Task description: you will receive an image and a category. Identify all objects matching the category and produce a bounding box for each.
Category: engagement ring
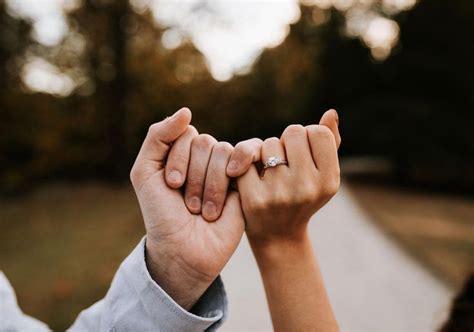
[263,156,288,169]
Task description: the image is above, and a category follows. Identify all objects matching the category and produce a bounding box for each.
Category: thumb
[319,109,341,149]
[135,107,192,167]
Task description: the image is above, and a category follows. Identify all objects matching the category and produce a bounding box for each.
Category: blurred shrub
[1,0,473,193]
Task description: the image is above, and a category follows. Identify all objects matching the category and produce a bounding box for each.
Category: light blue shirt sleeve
[0,237,228,332]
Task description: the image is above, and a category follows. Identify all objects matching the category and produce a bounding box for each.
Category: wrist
[248,230,312,264]
[145,240,213,310]
[247,227,309,251]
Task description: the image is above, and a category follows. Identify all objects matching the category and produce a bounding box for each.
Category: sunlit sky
[7,0,301,82]
[5,0,416,95]
[150,1,300,80]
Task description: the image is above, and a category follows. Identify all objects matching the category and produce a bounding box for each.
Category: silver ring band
[263,156,288,169]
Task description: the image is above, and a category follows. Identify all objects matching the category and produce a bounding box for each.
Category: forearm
[250,232,339,332]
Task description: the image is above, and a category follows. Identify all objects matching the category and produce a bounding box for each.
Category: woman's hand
[234,109,341,332]
[237,109,341,246]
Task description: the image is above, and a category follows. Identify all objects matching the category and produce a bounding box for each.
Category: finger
[130,107,191,187]
[280,124,314,170]
[202,142,233,222]
[165,125,198,189]
[184,134,217,214]
[319,109,341,149]
[135,108,192,166]
[211,191,245,246]
[236,163,261,200]
[226,138,263,177]
[306,125,339,174]
[261,137,288,177]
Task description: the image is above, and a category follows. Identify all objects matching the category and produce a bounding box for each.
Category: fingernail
[203,201,217,219]
[227,160,239,173]
[333,109,339,126]
[167,170,182,184]
[187,196,201,211]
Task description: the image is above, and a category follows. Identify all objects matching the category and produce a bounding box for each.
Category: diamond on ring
[267,157,278,167]
[263,156,288,169]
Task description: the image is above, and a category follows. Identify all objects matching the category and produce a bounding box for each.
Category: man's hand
[130,108,245,310]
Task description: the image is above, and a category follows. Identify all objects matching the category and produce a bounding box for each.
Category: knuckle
[214,141,234,154]
[249,137,264,146]
[305,124,316,135]
[264,137,280,145]
[266,188,290,208]
[234,141,245,150]
[129,165,140,185]
[193,134,216,150]
[278,191,294,208]
[283,124,305,138]
[148,123,161,136]
[186,125,199,136]
[244,192,270,212]
[322,176,340,198]
[298,182,318,203]
[235,141,252,156]
[129,164,152,189]
[248,194,269,212]
[310,125,333,140]
[200,133,216,143]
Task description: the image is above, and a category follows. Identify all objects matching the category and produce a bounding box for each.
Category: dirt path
[221,184,454,332]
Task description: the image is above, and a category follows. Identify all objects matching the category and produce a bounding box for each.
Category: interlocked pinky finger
[226,138,263,177]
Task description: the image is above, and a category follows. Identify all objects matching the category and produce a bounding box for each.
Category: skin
[130,108,248,310]
[131,106,342,331]
[236,109,342,331]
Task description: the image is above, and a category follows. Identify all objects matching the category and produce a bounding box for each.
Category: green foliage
[1,0,473,193]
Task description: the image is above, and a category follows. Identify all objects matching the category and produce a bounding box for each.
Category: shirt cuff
[120,237,228,331]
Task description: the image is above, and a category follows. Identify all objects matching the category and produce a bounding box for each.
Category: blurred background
[0,0,473,330]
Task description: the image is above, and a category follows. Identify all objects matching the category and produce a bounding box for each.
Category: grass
[0,183,144,331]
[1,181,472,329]
[345,179,474,289]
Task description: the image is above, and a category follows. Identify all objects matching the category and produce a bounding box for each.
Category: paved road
[221,185,454,332]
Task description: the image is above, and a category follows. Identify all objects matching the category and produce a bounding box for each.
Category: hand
[165,127,262,222]
[236,109,341,246]
[130,108,245,310]
[235,109,341,332]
